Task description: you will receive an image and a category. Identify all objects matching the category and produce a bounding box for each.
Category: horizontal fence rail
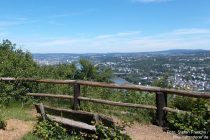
[27,93,192,114]
[1,77,210,98]
[1,77,210,127]
[27,93,157,110]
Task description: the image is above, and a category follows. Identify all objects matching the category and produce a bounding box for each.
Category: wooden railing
[1,77,210,127]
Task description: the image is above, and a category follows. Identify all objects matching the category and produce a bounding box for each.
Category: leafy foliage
[80,88,155,123]
[0,39,38,78]
[74,59,112,82]
[168,98,210,137]
[152,73,172,88]
[21,132,40,140]
[0,40,112,106]
[33,119,82,140]
[153,75,210,138]
[95,122,131,140]
[33,119,131,140]
[0,40,38,105]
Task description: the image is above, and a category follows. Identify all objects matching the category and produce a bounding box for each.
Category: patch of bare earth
[0,119,34,140]
[125,123,190,140]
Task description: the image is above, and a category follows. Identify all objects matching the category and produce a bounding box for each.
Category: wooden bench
[35,103,114,133]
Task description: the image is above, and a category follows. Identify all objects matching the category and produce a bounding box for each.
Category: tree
[74,59,112,82]
[0,40,38,105]
[0,40,113,105]
[0,39,38,78]
[74,59,97,80]
[152,73,171,88]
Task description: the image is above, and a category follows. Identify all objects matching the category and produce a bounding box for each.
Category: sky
[0,0,210,53]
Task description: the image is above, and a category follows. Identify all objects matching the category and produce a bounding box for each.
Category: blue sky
[0,0,210,53]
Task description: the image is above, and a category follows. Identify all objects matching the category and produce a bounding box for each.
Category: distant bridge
[113,72,127,76]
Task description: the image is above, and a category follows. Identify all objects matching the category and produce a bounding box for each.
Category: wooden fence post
[39,103,46,120]
[156,92,167,127]
[73,83,81,110]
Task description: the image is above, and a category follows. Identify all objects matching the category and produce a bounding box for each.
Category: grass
[29,86,156,124]
[0,102,39,140]
[78,87,156,124]
[80,102,155,124]
[21,132,39,140]
[1,102,36,121]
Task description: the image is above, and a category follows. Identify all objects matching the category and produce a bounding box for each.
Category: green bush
[0,40,113,107]
[0,40,38,106]
[33,120,80,140]
[171,96,195,111]
[168,98,210,138]
[95,122,131,140]
[33,118,131,140]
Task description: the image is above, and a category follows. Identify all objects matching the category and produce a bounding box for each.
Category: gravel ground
[125,123,191,140]
[0,119,34,140]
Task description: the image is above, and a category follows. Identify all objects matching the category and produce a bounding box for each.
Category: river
[111,76,130,84]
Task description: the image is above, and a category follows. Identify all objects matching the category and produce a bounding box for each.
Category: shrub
[168,98,210,138]
[95,122,131,140]
[33,120,77,140]
[33,118,131,140]
[171,96,195,111]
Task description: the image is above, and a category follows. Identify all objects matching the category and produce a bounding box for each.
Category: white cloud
[128,28,210,51]
[4,28,210,53]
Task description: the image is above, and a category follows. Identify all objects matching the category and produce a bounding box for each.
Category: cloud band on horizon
[3,28,210,53]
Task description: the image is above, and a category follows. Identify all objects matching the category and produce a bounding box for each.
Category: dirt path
[125,123,189,140]
[0,119,34,140]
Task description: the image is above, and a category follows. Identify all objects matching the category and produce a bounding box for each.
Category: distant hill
[33,49,210,59]
[147,49,209,56]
